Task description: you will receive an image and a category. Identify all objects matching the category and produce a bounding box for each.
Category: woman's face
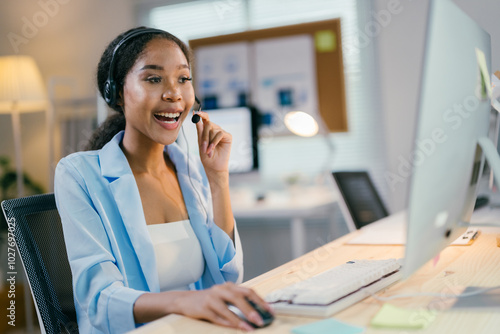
[121,38,194,146]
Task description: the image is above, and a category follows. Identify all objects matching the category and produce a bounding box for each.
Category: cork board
[189,19,347,132]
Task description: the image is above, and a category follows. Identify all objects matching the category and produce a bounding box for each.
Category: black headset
[103,28,209,232]
[103,27,202,123]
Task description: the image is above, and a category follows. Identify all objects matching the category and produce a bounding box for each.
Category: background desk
[130,225,500,334]
[231,186,339,259]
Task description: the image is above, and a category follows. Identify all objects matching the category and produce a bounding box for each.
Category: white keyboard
[265,258,402,317]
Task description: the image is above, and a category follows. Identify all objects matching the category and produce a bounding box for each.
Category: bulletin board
[189,19,348,132]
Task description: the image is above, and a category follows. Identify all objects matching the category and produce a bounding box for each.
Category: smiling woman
[53,27,273,333]
[86,28,193,150]
[121,38,194,145]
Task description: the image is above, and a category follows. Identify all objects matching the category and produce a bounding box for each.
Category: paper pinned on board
[254,35,319,135]
[194,42,250,108]
[315,30,336,52]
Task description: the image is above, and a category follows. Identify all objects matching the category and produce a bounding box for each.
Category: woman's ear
[116,91,124,107]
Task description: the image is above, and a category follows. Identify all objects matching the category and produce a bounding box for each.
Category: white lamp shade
[284,111,319,137]
[0,55,47,113]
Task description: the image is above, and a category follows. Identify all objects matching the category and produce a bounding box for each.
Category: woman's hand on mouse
[195,111,232,175]
[175,282,273,331]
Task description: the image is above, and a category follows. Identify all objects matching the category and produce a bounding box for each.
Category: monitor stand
[487,96,500,188]
[461,136,500,228]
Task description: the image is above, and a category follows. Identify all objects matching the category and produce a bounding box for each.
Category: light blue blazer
[54,131,243,334]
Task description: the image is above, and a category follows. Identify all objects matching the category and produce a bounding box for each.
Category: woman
[54,27,271,333]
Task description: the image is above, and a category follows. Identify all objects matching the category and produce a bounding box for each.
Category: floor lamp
[0,55,48,334]
[0,56,47,197]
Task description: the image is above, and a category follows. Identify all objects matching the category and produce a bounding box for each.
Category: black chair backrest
[1,193,78,334]
[332,171,389,229]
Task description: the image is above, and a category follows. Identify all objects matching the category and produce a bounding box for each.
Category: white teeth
[154,112,181,118]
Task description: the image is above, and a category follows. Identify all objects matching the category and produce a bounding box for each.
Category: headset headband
[103,28,166,106]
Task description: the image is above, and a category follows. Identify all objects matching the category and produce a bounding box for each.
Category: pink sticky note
[433,254,440,267]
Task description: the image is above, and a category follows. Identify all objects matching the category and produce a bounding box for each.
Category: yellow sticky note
[370,303,437,330]
[315,30,336,52]
[475,47,492,98]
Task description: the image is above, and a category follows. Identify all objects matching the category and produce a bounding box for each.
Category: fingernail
[249,311,263,326]
[208,143,215,154]
[239,321,254,331]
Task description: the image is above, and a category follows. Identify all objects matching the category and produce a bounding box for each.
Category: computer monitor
[177,107,258,173]
[403,0,497,278]
[332,171,389,230]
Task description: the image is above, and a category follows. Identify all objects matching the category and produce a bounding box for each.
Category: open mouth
[153,112,181,124]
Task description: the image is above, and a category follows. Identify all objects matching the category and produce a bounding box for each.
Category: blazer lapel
[99,132,159,292]
[167,143,226,285]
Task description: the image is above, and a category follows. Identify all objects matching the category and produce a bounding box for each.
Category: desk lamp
[284,110,336,174]
[284,111,319,137]
[0,56,47,198]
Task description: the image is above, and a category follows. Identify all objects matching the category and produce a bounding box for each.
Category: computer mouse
[227,299,274,328]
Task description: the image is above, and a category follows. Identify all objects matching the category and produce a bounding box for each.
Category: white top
[147,220,204,291]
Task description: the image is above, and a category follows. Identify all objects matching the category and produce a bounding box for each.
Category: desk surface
[130,227,500,334]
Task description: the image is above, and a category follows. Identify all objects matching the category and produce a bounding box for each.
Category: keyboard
[265,258,402,317]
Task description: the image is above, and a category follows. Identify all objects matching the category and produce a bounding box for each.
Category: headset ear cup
[104,80,116,105]
[104,29,166,109]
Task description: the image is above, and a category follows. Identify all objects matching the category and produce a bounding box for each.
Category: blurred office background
[1,1,500,331]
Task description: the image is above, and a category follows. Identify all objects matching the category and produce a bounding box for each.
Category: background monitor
[332,171,389,231]
[178,107,258,174]
[403,0,492,278]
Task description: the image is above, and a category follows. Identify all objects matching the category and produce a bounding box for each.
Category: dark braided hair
[86,27,192,150]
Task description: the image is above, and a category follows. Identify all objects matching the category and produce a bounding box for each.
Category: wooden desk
[129,228,500,334]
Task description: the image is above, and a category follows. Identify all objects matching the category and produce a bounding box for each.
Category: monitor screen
[403,0,492,278]
[177,107,258,173]
[332,171,389,230]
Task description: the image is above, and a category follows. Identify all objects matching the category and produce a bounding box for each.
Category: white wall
[0,0,135,192]
[374,0,500,211]
[2,0,498,205]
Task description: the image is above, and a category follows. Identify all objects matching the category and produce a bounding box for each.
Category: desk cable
[369,284,500,302]
[180,125,209,220]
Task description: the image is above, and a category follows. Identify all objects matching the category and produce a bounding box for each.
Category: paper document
[346,211,406,245]
[346,211,479,246]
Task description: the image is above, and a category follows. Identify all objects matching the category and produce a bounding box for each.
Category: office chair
[1,193,79,334]
[332,171,389,231]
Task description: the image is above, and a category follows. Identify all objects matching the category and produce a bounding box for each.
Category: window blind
[149,0,248,43]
